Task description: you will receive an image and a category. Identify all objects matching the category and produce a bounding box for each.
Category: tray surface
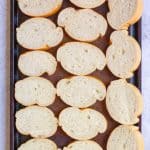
[10,0,142,149]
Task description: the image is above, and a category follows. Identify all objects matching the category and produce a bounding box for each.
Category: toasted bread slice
[15,106,58,138]
[57,76,106,108]
[59,107,107,140]
[106,79,143,125]
[69,0,105,8]
[107,125,144,150]
[18,51,57,76]
[64,140,103,150]
[106,30,141,78]
[15,77,56,106]
[58,8,107,42]
[107,0,143,30]
[17,18,63,50]
[57,42,106,75]
[18,139,57,150]
[18,0,63,17]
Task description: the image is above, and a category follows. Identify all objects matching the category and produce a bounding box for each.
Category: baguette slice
[15,77,56,106]
[18,0,63,17]
[59,107,107,140]
[64,140,103,150]
[18,51,57,76]
[17,18,63,50]
[18,139,57,150]
[106,79,143,125]
[15,106,58,138]
[57,76,106,108]
[57,42,106,75]
[107,0,143,30]
[107,125,144,150]
[69,0,105,8]
[57,8,107,42]
[106,30,141,78]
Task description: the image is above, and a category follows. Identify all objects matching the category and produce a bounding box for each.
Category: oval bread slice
[15,77,56,106]
[17,18,63,50]
[18,51,57,76]
[106,30,141,78]
[57,42,106,75]
[18,139,57,150]
[107,125,144,150]
[57,8,107,42]
[69,0,105,8]
[18,0,63,17]
[57,76,106,108]
[106,79,143,125]
[15,106,58,138]
[64,140,103,150]
[59,107,107,140]
[107,0,143,30]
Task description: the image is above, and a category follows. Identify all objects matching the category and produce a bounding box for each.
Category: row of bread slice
[17,125,144,150]
[15,76,143,125]
[17,0,143,30]
[17,29,142,79]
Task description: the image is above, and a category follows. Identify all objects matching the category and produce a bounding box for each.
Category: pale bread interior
[17,18,63,50]
[106,30,141,78]
[64,140,103,150]
[106,79,143,125]
[15,106,58,138]
[57,42,106,75]
[69,0,105,8]
[18,51,57,76]
[57,76,106,108]
[57,8,107,42]
[18,0,63,17]
[59,107,107,140]
[15,77,56,106]
[18,139,57,150]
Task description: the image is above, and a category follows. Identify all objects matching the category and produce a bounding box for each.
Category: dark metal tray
[10,0,142,149]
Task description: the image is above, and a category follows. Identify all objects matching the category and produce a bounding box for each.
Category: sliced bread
[57,76,106,108]
[57,42,106,75]
[106,79,143,125]
[15,77,56,106]
[18,0,63,17]
[18,139,57,150]
[17,18,63,50]
[106,30,141,78]
[15,106,58,138]
[69,0,105,8]
[18,51,57,76]
[107,125,144,150]
[59,107,107,140]
[57,8,107,42]
[64,140,103,150]
[107,0,143,30]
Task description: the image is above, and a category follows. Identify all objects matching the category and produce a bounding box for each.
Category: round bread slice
[18,139,57,150]
[69,0,105,8]
[107,125,144,150]
[57,76,106,108]
[64,140,103,150]
[18,51,57,76]
[57,7,107,42]
[59,107,107,140]
[18,0,63,17]
[57,42,106,75]
[107,0,143,30]
[17,18,63,50]
[106,79,143,125]
[15,106,58,138]
[15,77,56,106]
[106,30,141,78]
